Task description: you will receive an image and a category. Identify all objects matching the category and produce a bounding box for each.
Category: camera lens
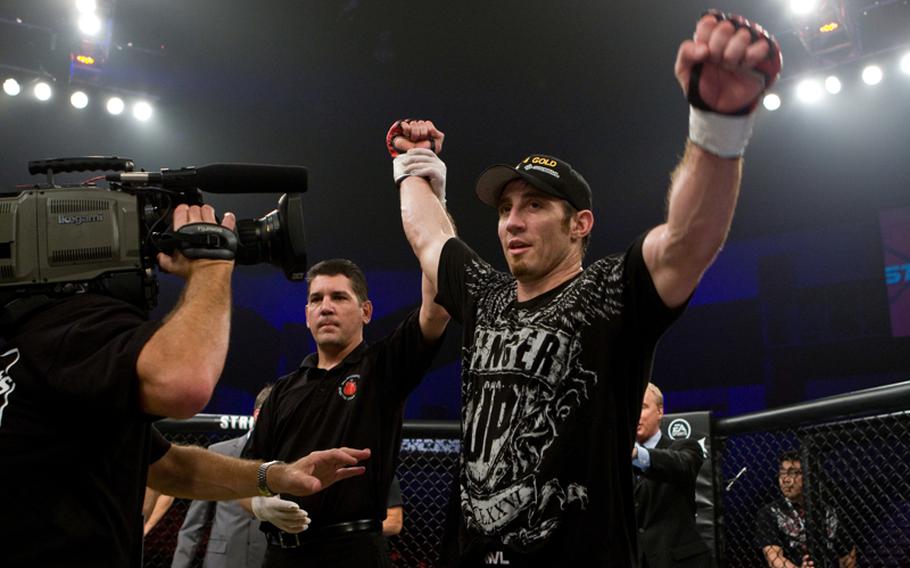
[234,193,307,280]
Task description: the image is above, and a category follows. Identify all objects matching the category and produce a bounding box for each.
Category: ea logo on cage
[667,418,692,440]
[338,375,360,401]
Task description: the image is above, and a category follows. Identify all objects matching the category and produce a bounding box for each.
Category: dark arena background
[2,0,909,566]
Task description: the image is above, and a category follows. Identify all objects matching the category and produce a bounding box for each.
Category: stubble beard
[504,244,544,282]
[508,257,530,280]
[315,328,347,350]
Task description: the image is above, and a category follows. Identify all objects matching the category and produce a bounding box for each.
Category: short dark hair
[305,259,369,303]
[561,201,591,259]
[254,384,273,412]
[779,450,801,465]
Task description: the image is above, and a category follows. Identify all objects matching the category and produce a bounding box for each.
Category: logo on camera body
[58,213,104,225]
[338,375,360,401]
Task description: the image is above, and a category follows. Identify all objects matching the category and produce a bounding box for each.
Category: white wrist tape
[688,106,756,158]
[392,153,447,205]
[392,155,412,186]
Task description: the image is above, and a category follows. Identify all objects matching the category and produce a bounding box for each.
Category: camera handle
[27,156,136,188]
[154,223,238,261]
[28,156,135,176]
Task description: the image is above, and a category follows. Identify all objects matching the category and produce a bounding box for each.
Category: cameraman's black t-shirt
[244,310,441,532]
[434,236,684,568]
[0,294,162,567]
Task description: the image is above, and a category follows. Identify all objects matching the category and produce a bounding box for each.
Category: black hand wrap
[156,222,238,261]
[385,118,436,158]
[688,9,783,116]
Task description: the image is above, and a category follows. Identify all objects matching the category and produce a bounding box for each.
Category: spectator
[755,450,856,568]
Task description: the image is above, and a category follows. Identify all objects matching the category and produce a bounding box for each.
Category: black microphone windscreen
[193,163,308,194]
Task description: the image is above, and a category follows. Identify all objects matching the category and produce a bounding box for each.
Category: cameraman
[0,204,369,567]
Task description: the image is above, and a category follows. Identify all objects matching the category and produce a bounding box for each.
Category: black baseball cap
[475,154,592,211]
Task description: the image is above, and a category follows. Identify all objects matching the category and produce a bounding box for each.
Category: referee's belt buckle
[267,519,382,549]
[272,531,303,549]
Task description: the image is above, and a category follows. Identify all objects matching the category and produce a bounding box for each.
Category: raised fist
[386,119,445,157]
[675,11,782,115]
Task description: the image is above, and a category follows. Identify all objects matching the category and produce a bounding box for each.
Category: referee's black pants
[263,533,391,568]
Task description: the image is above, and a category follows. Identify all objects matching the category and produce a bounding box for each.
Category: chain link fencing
[714,383,910,568]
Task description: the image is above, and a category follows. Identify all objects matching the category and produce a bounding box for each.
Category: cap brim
[474,165,566,208]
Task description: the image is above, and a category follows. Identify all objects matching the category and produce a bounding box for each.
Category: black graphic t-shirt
[0,294,162,567]
[245,310,441,531]
[436,236,684,567]
[754,498,853,565]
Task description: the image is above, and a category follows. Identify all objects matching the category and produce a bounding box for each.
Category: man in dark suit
[172,385,283,568]
[632,383,711,568]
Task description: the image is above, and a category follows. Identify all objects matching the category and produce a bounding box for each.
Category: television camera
[0,156,309,327]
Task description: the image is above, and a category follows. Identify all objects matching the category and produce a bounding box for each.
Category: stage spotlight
[796,79,823,103]
[133,101,153,121]
[763,93,781,111]
[75,0,96,13]
[862,65,883,85]
[106,96,125,115]
[900,53,910,75]
[70,91,89,109]
[3,78,21,96]
[824,75,842,94]
[34,82,52,101]
[78,13,102,36]
[790,0,817,15]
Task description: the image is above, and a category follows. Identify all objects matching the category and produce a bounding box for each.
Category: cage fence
[716,404,910,568]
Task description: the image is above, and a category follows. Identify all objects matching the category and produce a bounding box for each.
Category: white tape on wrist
[688,106,757,158]
[392,155,411,186]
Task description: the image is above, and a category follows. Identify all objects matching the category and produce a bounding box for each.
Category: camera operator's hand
[266,447,372,497]
[157,204,236,279]
[139,202,237,418]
